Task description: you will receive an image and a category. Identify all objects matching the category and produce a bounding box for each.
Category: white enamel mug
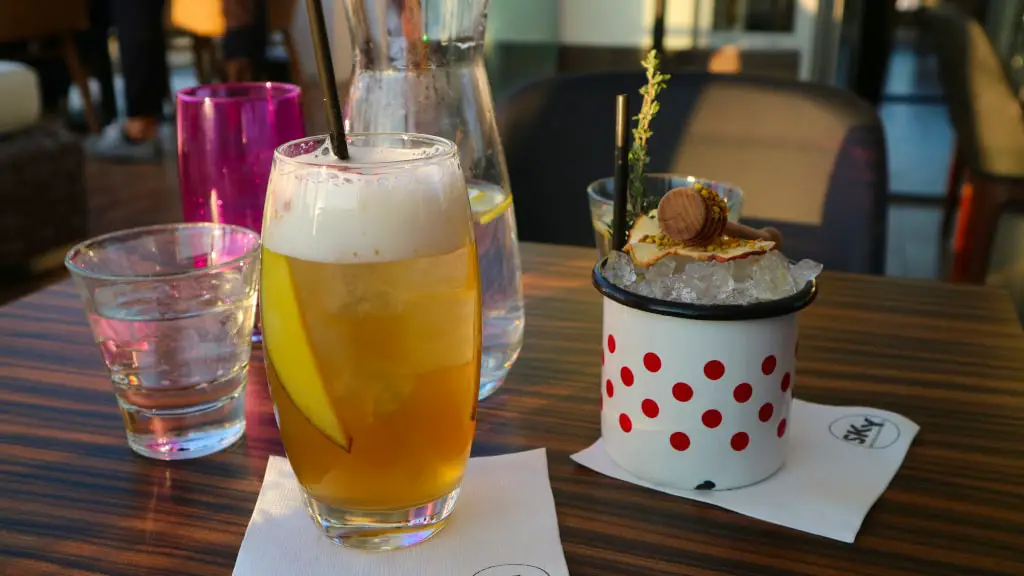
[592,261,817,491]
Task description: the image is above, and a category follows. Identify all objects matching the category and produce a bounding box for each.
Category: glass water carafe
[343,0,524,401]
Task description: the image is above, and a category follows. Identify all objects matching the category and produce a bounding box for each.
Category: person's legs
[110,0,167,138]
[87,0,166,161]
[222,0,267,81]
[79,0,117,124]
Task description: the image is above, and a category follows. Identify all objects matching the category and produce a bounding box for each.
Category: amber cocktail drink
[260,133,481,550]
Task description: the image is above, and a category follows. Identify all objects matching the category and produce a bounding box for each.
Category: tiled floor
[885,203,944,279]
[879,46,951,281]
[881,101,954,198]
[882,42,943,99]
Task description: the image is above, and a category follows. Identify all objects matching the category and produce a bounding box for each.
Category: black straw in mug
[305,0,349,160]
[612,94,630,252]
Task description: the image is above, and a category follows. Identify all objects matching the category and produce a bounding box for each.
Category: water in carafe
[343,0,524,400]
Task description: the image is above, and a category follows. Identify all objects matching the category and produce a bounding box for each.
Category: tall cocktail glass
[260,133,481,550]
[177,82,305,342]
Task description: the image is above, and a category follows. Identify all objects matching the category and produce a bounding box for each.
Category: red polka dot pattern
[702,409,723,428]
[704,360,725,380]
[607,334,616,353]
[619,413,632,433]
[670,432,690,451]
[733,382,752,403]
[605,354,794,454]
[620,366,634,387]
[731,432,750,451]
[672,382,693,402]
[643,352,662,373]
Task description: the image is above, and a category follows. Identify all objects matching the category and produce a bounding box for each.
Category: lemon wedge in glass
[261,249,351,451]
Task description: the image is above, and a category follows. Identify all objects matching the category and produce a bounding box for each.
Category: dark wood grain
[2,243,1023,575]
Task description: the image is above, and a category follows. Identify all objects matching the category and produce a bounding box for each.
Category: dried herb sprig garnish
[627,50,670,223]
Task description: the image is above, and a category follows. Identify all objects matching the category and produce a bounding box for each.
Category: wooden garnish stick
[657,186,782,248]
[725,221,782,246]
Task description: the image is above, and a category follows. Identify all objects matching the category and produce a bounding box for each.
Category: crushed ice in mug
[603,250,821,305]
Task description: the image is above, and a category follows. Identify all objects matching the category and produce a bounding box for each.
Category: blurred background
[1,0,1022,323]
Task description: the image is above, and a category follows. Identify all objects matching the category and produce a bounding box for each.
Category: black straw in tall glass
[612,94,630,252]
[304,0,349,160]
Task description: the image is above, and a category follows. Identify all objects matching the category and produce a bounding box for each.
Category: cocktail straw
[612,94,630,252]
[305,0,349,160]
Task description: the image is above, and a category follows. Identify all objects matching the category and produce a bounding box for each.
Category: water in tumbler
[468,182,525,399]
[88,271,257,459]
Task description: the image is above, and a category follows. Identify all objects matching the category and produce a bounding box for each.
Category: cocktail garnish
[626,50,670,225]
[625,213,775,266]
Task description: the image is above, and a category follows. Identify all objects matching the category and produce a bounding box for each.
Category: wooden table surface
[2,243,1023,575]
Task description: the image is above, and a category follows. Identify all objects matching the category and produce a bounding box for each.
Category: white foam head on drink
[263,142,470,264]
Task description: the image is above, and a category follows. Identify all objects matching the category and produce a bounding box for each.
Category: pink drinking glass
[177,82,304,342]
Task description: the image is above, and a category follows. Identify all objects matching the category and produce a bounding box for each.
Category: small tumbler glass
[65,223,261,460]
[588,173,745,259]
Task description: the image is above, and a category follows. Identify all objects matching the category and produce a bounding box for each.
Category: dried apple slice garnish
[625,213,775,266]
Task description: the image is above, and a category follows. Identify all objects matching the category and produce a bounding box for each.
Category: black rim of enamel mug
[592,257,818,321]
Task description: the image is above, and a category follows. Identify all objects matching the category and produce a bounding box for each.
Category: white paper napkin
[234,448,569,576]
[571,399,918,543]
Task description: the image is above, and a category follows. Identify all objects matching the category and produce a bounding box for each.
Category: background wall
[489,0,559,43]
[287,0,354,85]
[283,0,835,107]
[558,0,657,47]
